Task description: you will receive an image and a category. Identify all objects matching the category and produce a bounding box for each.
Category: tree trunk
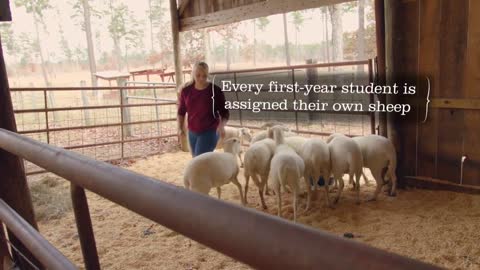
[113,35,123,71]
[323,7,331,69]
[328,5,343,62]
[124,45,130,72]
[148,0,155,53]
[32,11,49,87]
[33,11,57,121]
[253,19,256,66]
[282,13,291,66]
[226,40,231,70]
[204,29,211,63]
[357,0,366,72]
[295,28,298,63]
[81,0,98,87]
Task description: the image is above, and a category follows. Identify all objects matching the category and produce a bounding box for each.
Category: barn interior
[0,0,479,269]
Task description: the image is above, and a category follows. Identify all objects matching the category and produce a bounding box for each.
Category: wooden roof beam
[178,0,191,16]
[180,0,351,32]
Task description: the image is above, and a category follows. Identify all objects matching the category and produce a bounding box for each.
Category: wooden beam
[178,0,191,16]
[169,0,188,152]
[404,176,480,195]
[0,0,12,21]
[180,0,350,31]
[0,32,41,269]
[430,98,480,110]
[374,0,387,137]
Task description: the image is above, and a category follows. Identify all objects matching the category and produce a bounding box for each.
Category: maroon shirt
[178,82,229,133]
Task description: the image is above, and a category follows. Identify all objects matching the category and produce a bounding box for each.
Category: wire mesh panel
[10,86,178,175]
[211,60,374,137]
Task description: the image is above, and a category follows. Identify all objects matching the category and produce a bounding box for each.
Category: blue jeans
[188,129,219,157]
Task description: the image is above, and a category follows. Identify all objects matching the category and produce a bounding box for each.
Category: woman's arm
[177,88,187,134]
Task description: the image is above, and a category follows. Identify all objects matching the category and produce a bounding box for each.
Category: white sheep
[184,137,245,205]
[352,134,397,200]
[268,126,305,222]
[216,126,252,167]
[327,133,363,205]
[243,137,276,209]
[300,138,331,210]
[250,125,296,144]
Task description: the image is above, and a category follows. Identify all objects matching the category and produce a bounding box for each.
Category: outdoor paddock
[34,150,480,270]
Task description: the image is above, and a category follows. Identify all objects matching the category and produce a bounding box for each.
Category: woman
[177,61,229,157]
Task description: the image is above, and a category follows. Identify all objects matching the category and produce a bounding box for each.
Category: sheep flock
[183,124,398,222]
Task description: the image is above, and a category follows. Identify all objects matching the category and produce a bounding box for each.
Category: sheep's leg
[244,173,250,204]
[324,182,333,208]
[231,177,245,205]
[277,187,282,218]
[238,151,244,168]
[334,176,344,204]
[367,169,383,201]
[389,173,397,197]
[264,184,271,195]
[293,187,298,223]
[355,173,361,205]
[216,187,222,199]
[258,174,268,209]
[349,173,356,190]
[362,169,370,186]
[303,172,312,212]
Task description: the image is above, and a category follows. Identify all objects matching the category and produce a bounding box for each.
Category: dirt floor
[36,150,480,270]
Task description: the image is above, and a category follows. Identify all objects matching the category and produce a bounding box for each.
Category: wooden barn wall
[392,0,480,187]
[178,0,352,31]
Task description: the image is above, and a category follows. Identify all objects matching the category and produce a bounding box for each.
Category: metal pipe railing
[10,86,174,92]
[0,200,77,270]
[0,128,441,270]
[210,60,370,75]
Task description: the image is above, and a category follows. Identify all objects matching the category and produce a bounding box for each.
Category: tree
[290,11,305,63]
[148,0,166,53]
[328,5,343,62]
[72,0,100,86]
[252,17,269,66]
[180,30,205,68]
[106,1,143,71]
[0,23,16,59]
[321,7,330,64]
[343,0,376,61]
[55,9,73,65]
[282,13,291,66]
[210,23,245,70]
[342,0,366,71]
[124,18,144,72]
[14,0,51,86]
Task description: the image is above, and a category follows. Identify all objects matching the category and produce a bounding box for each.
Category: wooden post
[118,77,132,137]
[170,0,188,152]
[80,80,91,126]
[0,32,42,270]
[305,59,318,123]
[374,0,388,137]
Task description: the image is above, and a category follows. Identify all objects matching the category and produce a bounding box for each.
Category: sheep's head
[269,126,285,145]
[326,133,346,144]
[240,128,252,142]
[223,137,241,155]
